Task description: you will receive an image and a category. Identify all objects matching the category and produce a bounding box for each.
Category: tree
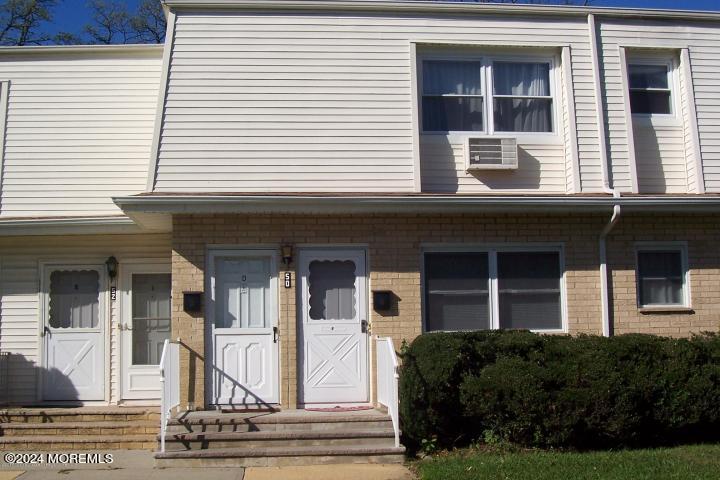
[0,0,57,46]
[130,0,165,43]
[83,0,165,44]
[84,0,133,44]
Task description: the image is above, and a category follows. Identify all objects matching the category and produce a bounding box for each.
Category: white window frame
[627,56,680,125]
[634,242,690,309]
[421,244,568,334]
[418,52,561,141]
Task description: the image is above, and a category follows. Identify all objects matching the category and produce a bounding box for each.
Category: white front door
[120,264,171,401]
[43,265,106,402]
[299,249,369,405]
[208,251,279,407]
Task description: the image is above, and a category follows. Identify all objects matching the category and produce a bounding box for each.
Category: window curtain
[493,62,550,96]
[493,62,552,133]
[423,60,482,95]
[638,251,683,305]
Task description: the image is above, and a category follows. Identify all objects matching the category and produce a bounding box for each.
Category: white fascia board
[0,216,146,236]
[113,195,720,216]
[0,44,163,56]
[162,0,720,22]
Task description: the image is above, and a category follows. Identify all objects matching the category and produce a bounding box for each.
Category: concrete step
[1,420,158,436]
[163,428,397,451]
[168,411,393,433]
[0,407,159,424]
[0,434,157,450]
[155,445,407,467]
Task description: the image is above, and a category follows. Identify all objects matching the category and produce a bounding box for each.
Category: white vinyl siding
[0,50,162,217]
[0,233,171,405]
[156,12,601,193]
[598,18,720,193]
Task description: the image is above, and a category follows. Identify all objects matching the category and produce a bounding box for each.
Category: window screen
[48,270,100,329]
[493,62,553,132]
[424,252,490,331]
[422,60,484,132]
[497,252,562,330]
[637,250,684,306]
[628,64,672,115]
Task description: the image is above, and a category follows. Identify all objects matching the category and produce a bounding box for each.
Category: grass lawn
[414,444,720,480]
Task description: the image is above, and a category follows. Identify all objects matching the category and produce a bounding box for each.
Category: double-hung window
[421,57,554,134]
[636,244,688,308]
[423,248,564,332]
[628,62,674,115]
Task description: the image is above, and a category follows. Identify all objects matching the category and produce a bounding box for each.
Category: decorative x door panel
[209,252,279,407]
[43,266,105,401]
[299,249,368,405]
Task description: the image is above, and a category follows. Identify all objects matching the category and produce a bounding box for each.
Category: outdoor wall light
[281,245,294,266]
[105,256,118,279]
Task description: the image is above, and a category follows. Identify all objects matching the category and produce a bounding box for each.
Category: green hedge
[399,331,720,450]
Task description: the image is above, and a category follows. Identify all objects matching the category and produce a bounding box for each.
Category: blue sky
[46,0,720,39]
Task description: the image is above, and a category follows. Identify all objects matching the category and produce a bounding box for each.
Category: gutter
[599,192,621,337]
[0,216,145,236]
[0,44,162,55]
[162,0,720,22]
[113,194,720,214]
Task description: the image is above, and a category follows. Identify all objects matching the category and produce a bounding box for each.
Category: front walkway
[0,450,413,480]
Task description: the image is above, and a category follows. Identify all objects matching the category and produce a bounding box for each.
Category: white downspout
[599,191,621,337]
[590,12,620,336]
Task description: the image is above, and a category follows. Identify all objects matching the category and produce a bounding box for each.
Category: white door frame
[119,261,171,402]
[205,248,280,407]
[297,247,370,407]
[39,262,108,404]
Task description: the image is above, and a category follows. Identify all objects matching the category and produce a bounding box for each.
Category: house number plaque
[110,286,117,301]
[284,272,292,288]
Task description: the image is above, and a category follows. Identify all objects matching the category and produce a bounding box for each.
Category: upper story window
[628,62,674,116]
[421,56,555,134]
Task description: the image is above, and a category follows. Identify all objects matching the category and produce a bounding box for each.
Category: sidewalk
[0,451,413,480]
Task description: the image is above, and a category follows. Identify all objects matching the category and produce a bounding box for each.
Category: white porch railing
[376,336,400,448]
[159,339,180,453]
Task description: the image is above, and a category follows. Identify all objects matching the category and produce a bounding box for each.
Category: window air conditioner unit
[465,137,518,171]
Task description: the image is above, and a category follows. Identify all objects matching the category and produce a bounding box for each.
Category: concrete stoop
[0,406,159,450]
[155,409,406,467]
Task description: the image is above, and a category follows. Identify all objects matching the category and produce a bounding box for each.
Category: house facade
[2,0,720,412]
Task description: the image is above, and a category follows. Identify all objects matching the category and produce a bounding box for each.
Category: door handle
[273,326,279,343]
[42,326,51,337]
[361,320,370,334]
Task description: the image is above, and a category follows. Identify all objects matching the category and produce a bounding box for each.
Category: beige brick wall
[171,212,720,409]
[608,213,720,336]
[171,212,611,409]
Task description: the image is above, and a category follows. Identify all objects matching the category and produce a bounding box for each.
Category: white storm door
[43,266,106,402]
[120,264,171,400]
[299,249,369,405]
[210,253,278,406]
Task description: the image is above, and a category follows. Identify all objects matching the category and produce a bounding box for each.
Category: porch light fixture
[281,245,293,266]
[105,256,118,279]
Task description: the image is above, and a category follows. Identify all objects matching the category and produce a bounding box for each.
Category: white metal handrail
[376,336,400,448]
[159,339,180,453]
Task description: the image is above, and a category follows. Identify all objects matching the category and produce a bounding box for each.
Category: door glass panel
[132,273,171,366]
[308,260,357,321]
[49,270,99,329]
[215,257,270,329]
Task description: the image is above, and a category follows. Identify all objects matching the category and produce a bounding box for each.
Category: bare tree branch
[0,0,57,46]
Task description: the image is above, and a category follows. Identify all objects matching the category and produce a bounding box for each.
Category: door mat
[305,406,373,412]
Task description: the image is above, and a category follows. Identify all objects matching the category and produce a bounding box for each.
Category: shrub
[399,331,720,451]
